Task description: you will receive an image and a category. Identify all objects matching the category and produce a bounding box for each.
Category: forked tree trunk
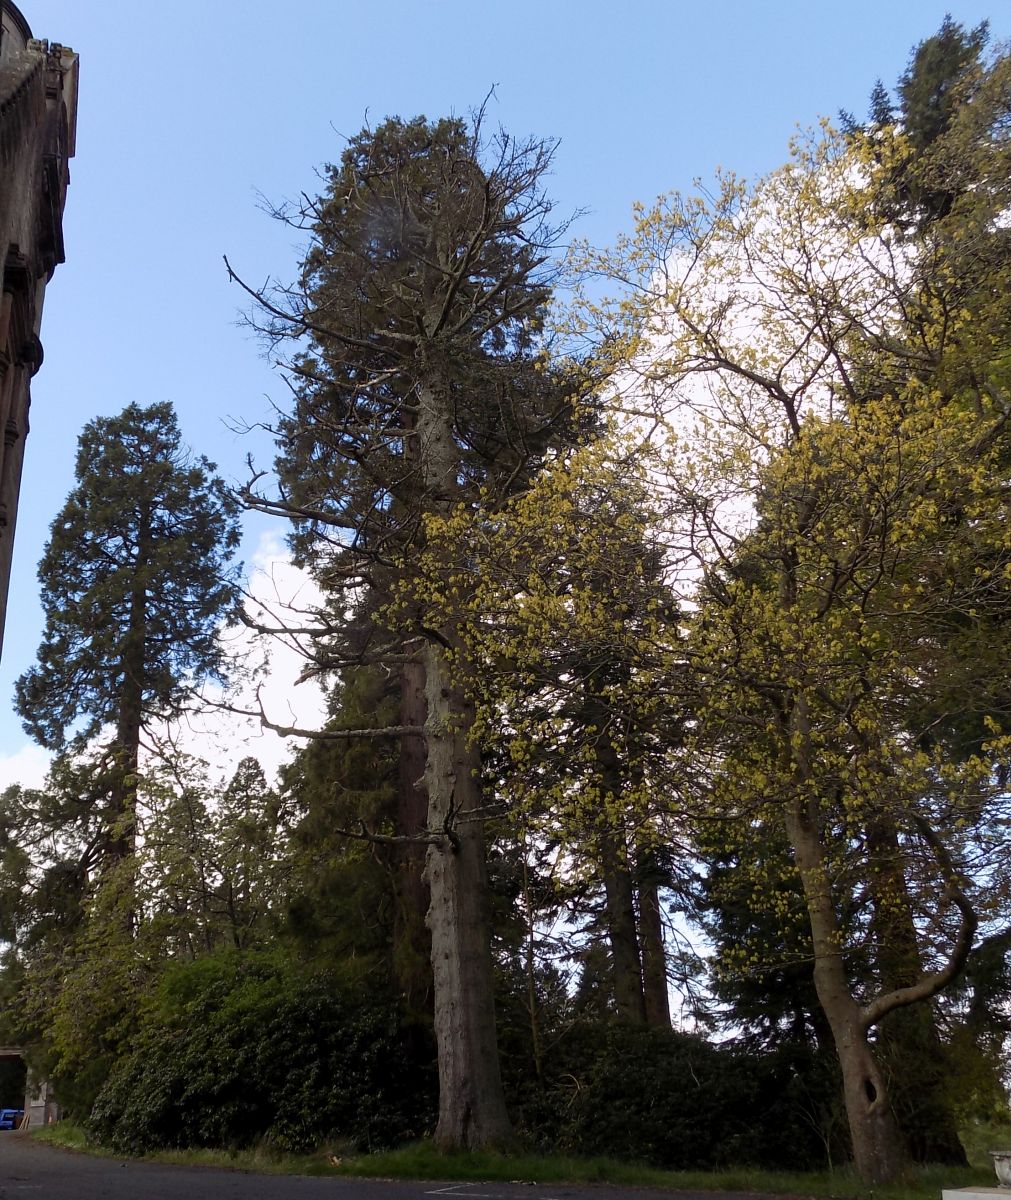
[784,795,907,1185]
[423,640,513,1149]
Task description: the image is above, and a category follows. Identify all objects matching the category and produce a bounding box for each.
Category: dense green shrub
[88,952,436,1153]
[506,1022,843,1171]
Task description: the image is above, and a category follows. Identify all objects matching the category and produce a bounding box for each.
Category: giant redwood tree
[15,402,241,876]
[235,114,584,1148]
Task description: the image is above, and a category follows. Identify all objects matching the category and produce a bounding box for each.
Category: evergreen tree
[278,669,405,979]
[588,38,1011,1176]
[868,16,991,224]
[868,80,895,127]
[213,758,285,951]
[897,15,989,153]
[238,114,587,1148]
[15,402,241,873]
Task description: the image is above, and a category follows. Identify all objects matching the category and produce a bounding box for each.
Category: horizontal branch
[204,688,425,741]
[260,716,425,741]
[334,821,444,847]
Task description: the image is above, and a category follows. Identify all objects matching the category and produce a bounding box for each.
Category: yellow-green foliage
[570,91,1011,1007]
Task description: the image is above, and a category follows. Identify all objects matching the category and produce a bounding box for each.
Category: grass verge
[30,1122,998,1199]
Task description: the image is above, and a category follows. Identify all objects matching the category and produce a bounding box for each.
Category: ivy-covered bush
[89,951,436,1153]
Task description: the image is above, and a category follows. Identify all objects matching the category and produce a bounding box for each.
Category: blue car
[0,1109,24,1130]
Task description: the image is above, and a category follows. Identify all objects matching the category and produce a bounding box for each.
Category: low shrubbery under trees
[88,953,435,1154]
[1,17,1010,1187]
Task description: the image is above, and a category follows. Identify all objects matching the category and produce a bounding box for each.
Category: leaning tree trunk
[423,639,513,1149]
[785,794,907,1185]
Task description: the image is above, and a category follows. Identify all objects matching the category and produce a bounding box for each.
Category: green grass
[31,1123,327,1176]
[957,1118,1011,1172]
[332,1143,995,1199]
[33,1122,91,1152]
[30,1122,1000,1199]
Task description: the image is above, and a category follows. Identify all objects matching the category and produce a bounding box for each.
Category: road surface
[0,1133,770,1200]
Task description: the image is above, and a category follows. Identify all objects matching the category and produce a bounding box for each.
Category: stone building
[0,1045,58,1127]
[0,1,77,658]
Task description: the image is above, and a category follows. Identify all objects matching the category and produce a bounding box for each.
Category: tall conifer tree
[15,402,240,874]
[238,113,585,1148]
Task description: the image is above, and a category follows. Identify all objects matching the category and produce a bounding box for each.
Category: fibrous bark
[424,640,512,1149]
[637,851,672,1028]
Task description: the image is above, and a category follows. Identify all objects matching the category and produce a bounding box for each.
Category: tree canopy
[1,19,1010,1187]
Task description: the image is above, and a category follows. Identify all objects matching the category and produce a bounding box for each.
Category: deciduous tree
[582,54,1011,1178]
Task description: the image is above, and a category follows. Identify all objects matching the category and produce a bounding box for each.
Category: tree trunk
[600,829,647,1025]
[785,795,907,1185]
[109,670,142,864]
[637,849,671,1028]
[867,817,966,1165]
[521,845,544,1081]
[395,655,433,1015]
[417,376,511,1149]
[423,640,513,1149]
[591,721,647,1025]
[107,573,146,930]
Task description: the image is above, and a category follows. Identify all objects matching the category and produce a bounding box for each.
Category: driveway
[0,1134,771,1200]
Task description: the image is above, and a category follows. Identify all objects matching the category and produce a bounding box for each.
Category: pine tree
[868,80,895,127]
[893,16,990,222]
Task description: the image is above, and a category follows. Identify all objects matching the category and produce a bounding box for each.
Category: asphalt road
[0,1134,768,1200]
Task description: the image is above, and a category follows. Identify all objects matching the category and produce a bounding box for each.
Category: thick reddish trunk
[637,851,671,1028]
[423,641,512,1149]
[395,656,433,1014]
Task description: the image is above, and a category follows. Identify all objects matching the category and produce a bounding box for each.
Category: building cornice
[0,3,34,53]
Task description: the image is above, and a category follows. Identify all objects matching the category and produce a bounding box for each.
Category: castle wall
[0,3,77,658]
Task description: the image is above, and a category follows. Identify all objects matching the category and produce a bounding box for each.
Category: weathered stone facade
[0,2,77,658]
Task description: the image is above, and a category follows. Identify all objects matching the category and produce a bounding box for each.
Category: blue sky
[0,0,1002,767]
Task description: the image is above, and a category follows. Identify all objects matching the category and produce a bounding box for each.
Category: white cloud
[154,529,329,787]
[0,742,51,792]
[0,530,330,795]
